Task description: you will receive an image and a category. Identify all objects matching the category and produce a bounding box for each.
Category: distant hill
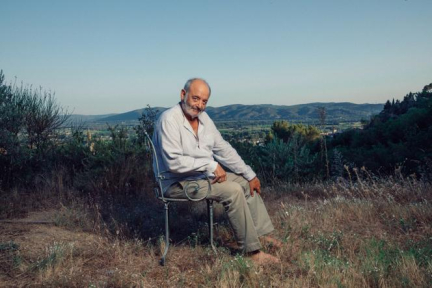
[68,113,117,123]
[205,103,382,122]
[95,107,166,122]
[80,103,383,123]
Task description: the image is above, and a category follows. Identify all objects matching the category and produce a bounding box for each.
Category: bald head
[183,78,211,97]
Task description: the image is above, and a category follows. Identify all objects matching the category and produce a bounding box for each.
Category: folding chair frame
[144,130,217,266]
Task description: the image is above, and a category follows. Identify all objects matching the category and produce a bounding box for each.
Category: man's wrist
[206,161,219,175]
[244,171,257,182]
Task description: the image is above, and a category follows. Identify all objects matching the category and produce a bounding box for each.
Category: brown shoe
[248,251,280,265]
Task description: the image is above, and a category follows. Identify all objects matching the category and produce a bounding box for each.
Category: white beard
[182,96,203,119]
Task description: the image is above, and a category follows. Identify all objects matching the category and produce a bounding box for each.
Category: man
[153,78,281,264]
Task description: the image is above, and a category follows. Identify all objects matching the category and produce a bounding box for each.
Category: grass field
[1,174,431,287]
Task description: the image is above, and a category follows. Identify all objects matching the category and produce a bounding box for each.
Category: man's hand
[212,164,227,184]
[249,177,261,196]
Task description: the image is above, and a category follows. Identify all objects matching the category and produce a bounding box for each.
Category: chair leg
[207,199,217,253]
[160,202,170,266]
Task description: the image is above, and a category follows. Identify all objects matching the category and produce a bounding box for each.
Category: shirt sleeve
[156,116,218,176]
[210,121,257,181]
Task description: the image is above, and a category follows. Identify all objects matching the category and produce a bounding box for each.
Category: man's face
[180,80,210,119]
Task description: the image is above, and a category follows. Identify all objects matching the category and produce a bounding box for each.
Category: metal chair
[144,130,217,266]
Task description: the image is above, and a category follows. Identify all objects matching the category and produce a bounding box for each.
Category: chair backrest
[143,129,166,200]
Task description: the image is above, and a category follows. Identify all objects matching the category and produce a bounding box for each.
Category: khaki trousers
[166,172,274,252]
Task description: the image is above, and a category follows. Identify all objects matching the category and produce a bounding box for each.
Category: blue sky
[1,0,431,115]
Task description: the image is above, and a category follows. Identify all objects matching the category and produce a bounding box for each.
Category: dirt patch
[0,209,58,224]
[0,210,107,286]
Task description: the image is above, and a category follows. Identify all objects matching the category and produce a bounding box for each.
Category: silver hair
[183,78,211,97]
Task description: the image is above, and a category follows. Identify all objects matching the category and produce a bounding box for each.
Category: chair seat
[158,196,210,202]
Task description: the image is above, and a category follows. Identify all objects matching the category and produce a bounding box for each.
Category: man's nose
[197,101,204,110]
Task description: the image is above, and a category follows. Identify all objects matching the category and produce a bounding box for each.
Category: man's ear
[180,89,186,101]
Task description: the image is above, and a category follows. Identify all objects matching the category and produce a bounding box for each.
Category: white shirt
[152,103,256,193]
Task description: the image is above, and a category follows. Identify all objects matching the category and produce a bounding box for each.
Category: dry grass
[1,175,432,287]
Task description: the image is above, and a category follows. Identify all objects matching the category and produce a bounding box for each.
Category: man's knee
[217,181,245,202]
[227,173,250,193]
[230,181,244,197]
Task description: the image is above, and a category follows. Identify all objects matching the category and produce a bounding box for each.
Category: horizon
[71,101,383,117]
[1,0,431,114]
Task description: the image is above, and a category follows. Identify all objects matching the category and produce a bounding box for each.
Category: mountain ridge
[73,102,384,123]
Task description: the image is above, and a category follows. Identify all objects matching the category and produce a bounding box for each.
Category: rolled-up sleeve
[210,122,256,181]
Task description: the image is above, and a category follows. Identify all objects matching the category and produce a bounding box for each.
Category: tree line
[228,83,432,183]
[330,83,432,178]
[1,69,431,195]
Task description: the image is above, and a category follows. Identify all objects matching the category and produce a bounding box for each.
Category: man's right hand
[212,164,227,184]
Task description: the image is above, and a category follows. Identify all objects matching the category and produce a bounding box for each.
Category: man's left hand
[249,177,261,196]
[212,163,227,184]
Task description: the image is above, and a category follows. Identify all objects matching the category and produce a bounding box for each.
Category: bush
[0,71,68,189]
